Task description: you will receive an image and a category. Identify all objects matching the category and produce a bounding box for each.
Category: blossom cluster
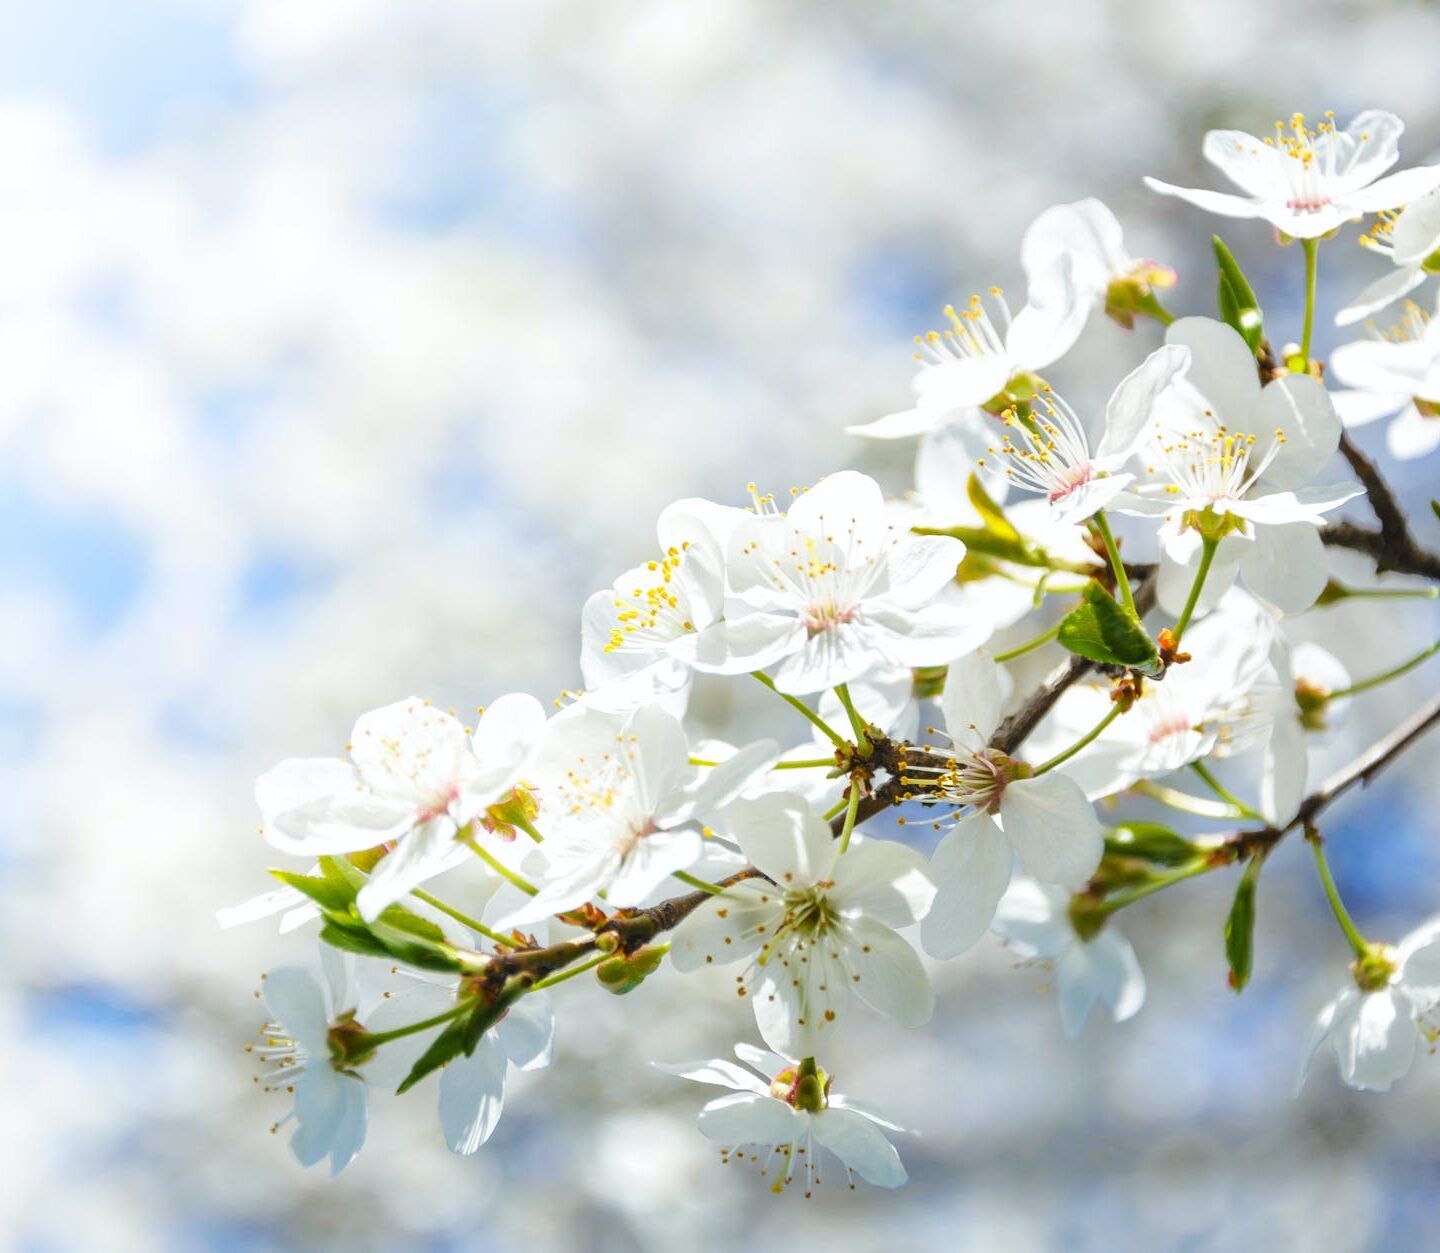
[229,109,1440,1191]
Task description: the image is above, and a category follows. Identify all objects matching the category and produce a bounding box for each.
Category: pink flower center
[803,600,858,637]
[1147,713,1192,744]
[1047,461,1094,503]
[1285,195,1332,213]
[417,781,461,823]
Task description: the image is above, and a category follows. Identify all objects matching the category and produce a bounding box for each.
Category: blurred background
[6,1,1440,1248]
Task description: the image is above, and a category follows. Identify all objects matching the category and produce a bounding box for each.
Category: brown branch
[1322,434,1440,582]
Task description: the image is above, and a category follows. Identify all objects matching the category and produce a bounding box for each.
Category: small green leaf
[1213,235,1264,352]
[967,472,1021,542]
[1105,822,1201,867]
[367,919,465,973]
[270,869,355,914]
[396,1017,470,1093]
[1057,581,1159,672]
[1430,499,1439,524]
[1224,853,1264,993]
[319,920,393,959]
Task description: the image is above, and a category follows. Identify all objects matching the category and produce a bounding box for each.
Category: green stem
[1090,509,1136,616]
[752,671,848,749]
[822,793,851,822]
[671,869,727,896]
[363,997,477,1048]
[835,778,863,856]
[1131,778,1246,820]
[1307,832,1368,958]
[528,952,611,992]
[833,683,873,755]
[1190,761,1266,823]
[692,755,838,771]
[512,813,546,845]
[993,621,1062,663]
[462,833,539,896]
[1033,702,1124,775]
[1328,638,1440,701]
[1098,861,1211,916]
[1171,535,1219,645]
[1300,236,1319,364]
[409,888,518,949]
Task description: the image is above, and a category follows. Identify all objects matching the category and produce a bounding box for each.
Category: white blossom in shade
[1025,590,1277,802]
[655,1042,906,1194]
[846,278,1086,440]
[669,792,935,1057]
[256,695,547,921]
[1115,317,1360,615]
[992,878,1145,1037]
[256,951,380,1177]
[1329,296,1440,462]
[689,471,989,694]
[979,345,1190,525]
[373,976,555,1156]
[1145,110,1440,240]
[579,498,743,712]
[498,703,777,928]
[1338,187,1440,325]
[913,650,1103,960]
[1021,198,1177,329]
[1299,918,1440,1093]
[218,881,318,934]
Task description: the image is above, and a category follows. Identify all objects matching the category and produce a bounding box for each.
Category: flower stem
[1300,237,1319,364]
[833,683,873,755]
[362,997,477,1049]
[671,869,727,896]
[528,951,615,992]
[409,888,518,949]
[1189,761,1266,823]
[1327,637,1440,701]
[835,777,863,856]
[752,671,848,749]
[1033,701,1124,775]
[512,813,546,844]
[1090,509,1136,616]
[1131,778,1247,820]
[461,833,539,896]
[1097,860,1212,917]
[1307,829,1369,958]
[1171,534,1220,645]
[993,621,1062,663]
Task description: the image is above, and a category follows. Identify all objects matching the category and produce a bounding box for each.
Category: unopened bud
[1294,678,1332,732]
[1104,822,1201,867]
[595,943,667,995]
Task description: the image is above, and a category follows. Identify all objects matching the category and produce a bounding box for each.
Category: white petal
[1088,928,1146,1023]
[847,404,944,440]
[1000,773,1103,887]
[1252,375,1340,491]
[734,1041,790,1076]
[1096,344,1192,461]
[652,1057,771,1095]
[267,792,415,856]
[1337,987,1418,1092]
[727,792,833,887]
[355,818,461,922]
[607,827,703,907]
[696,1091,806,1147]
[1164,317,1261,425]
[830,838,937,928]
[921,813,1013,958]
[1240,522,1327,614]
[941,647,1005,749]
[217,884,310,930]
[1387,405,1440,461]
[350,698,472,802]
[1336,267,1428,327]
[668,884,779,972]
[496,992,555,1071]
[841,916,934,1027]
[1261,715,1308,826]
[1143,177,1267,221]
[263,966,330,1056]
[1346,164,1440,213]
[883,535,967,609]
[439,1032,509,1155]
[811,1107,907,1188]
[470,693,547,793]
[1021,198,1126,298]
[1006,262,1089,371]
[687,614,804,676]
[256,758,356,823]
[1055,943,1103,1037]
[1297,991,1350,1093]
[1201,129,1284,198]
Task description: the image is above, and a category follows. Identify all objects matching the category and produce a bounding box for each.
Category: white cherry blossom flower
[257,695,547,921]
[1145,110,1440,240]
[690,471,988,694]
[1338,187,1440,325]
[656,1042,906,1193]
[256,951,380,1176]
[1115,317,1359,614]
[1330,296,1440,461]
[579,498,743,712]
[992,878,1145,1037]
[670,792,936,1057]
[847,280,1086,440]
[1021,198,1177,330]
[1300,918,1440,1092]
[979,345,1189,525]
[498,703,776,927]
[1026,591,1277,802]
[914,650,1104,960]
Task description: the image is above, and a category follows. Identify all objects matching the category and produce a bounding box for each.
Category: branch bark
[1322,434,1440,582]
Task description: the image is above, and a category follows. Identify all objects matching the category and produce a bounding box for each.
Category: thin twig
[1322,434,1440,582]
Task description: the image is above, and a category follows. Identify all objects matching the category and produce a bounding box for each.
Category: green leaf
[1224,854,1264,993]
[1057,581,1159,672]
[367,919,465,973]
[319,920,393,959]
[318,855,368,891]
[374,905,447,945]
[1105,822,1201,867]
[270,869,355,914]
[1430,499,1439,525]
[396,1017,471,1094]
[1213,235,1264,352]
[967,472,1021,542]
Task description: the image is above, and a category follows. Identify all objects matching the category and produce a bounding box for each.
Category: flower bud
[1104,822,1202,867]
[595,944,667,995]
[1294,678,1332,732]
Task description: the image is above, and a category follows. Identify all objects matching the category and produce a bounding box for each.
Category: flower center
[1150,423,1285,506]
[803,599,858,636]
[1267,111,1340,214]
[604,543,697,653]
[980,389,1096,504]
[913,289,1012,372]
[416,780,461,824]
